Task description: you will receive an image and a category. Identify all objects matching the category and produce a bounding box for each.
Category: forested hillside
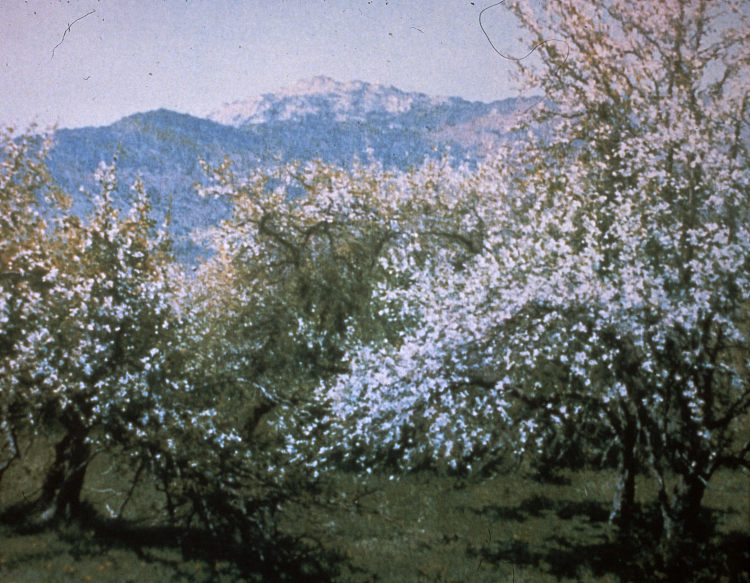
[44,82,534,263]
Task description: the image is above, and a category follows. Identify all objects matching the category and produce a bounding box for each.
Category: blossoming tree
[318,0,750,564]
[0,135,179,522]
[1,130,71,488]
[190,156,487,468]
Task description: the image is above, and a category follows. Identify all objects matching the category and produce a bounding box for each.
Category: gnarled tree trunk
[609,416,638,533]
[657,470,709,569]
[35,424,91,523]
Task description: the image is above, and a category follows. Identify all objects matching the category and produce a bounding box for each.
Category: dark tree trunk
[0,418,20,481]
[610,413,637,532]
[660,474,708,542]
[36,428,90,523]
[658,471,709,578]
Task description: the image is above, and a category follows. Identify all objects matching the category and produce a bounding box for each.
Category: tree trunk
[609,414,637,533]
[0,417,20,481]
[36,428,90,523]
[658,471,709,576]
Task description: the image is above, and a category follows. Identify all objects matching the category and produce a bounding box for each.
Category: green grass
[1,456,748,582]
[282,468,749,582]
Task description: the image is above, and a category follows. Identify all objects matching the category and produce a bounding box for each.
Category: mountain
[47,110,250,262]
[46,78,534,263]
[209,76,535,159]
[209,76,455,126]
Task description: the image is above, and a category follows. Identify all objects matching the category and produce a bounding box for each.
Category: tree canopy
[316,0,750,565]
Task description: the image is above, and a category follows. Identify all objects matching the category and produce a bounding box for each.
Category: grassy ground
[1,459,748,582]
[283,468,749,582]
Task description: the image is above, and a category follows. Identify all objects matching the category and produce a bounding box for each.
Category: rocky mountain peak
[208,76,452,127]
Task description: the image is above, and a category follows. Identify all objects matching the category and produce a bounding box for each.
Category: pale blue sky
[1,1,527,129]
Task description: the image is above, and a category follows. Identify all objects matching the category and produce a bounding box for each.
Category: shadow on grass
[555,499,611,522]
[470,496,750,583]
[475,494,611,522]
[0,502,342,582]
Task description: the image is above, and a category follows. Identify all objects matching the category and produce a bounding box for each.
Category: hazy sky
[1,1,527,129]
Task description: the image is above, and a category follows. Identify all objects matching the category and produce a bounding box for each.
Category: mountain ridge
[209,75,456,126]
[45,78,532,262]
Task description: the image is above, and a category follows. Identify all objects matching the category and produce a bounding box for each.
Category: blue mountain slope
[45,79,532,263]
[47,111,253,262]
